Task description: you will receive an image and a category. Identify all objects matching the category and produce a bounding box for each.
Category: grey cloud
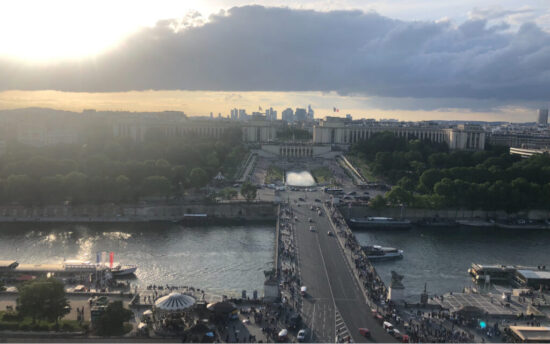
[1,5,550,108]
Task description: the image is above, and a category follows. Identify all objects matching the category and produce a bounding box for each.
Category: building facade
[312,118,486,150]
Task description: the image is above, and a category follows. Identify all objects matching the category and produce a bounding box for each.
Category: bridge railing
[324,204,388,307]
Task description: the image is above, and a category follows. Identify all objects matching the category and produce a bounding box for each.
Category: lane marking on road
[335,307,353,343]
[316,234,337,342]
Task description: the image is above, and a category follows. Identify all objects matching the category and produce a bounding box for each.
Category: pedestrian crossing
[335,307,352,343]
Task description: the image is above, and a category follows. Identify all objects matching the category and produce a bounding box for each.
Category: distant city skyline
[0,90,545,123]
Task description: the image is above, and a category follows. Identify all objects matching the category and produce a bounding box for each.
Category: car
[314,198,321,202]
[327,231,333,236]
[308,217,313,223]
[318,210,322,216]
[310,205,314,210]
[300,286,307,296]
[297,329,307,342]
[359,328,371,337]
[383,321,395,334]
[349,191,357,195]
[309,226,315,232]
[298,197,305,202]
[363,191,370,195]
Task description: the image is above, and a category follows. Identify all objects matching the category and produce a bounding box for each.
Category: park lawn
[347,156,378,182]
[265,165,284,184]
[311,167,333,184]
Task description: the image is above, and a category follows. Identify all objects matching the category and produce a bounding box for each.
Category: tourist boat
[362,245,403,260]
[349,217,411,229]
[110,264,138,276]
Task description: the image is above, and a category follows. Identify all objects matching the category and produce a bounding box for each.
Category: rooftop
[509,326,550,342]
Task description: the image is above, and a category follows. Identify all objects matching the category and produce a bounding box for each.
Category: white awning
[154,292,196,311]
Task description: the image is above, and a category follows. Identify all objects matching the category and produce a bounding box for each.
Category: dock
[469,263,550,288]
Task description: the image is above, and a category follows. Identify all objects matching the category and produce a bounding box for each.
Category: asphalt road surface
[286,189,395,343]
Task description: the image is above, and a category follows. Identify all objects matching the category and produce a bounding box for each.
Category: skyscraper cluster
[229,106,314,122]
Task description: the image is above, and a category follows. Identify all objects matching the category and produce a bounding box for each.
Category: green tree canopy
[95,300,133,336]
[189,167,208,187]
[17,278,69,324]
[240,182,257,202]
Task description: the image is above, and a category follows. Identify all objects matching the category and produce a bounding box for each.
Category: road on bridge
[284,189,395,343]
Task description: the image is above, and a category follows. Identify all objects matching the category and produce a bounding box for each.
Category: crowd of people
[329,206,388,302]
[278,205,302,312]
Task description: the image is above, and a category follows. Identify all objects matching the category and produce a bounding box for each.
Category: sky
[1,0,549,122]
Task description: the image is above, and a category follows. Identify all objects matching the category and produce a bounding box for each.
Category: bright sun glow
[0,0,208,61]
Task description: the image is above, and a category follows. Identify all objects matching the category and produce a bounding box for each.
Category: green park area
[346,156,378,182]
[0,127,247,205]
[349,131,550,212]
[265,165,284,184]
[310,166,333,184]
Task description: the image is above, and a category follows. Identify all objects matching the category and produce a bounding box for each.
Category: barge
[469,263,550,288]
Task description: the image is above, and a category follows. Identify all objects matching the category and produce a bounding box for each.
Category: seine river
[0,223,274,297]
[355,226,550,301]
[2,222,549,302]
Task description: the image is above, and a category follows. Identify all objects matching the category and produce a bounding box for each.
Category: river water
[3,221,548,302]
[0,223,274,297]
[355,227,550,301]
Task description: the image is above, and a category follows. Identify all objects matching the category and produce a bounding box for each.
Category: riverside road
[282,188,395,343]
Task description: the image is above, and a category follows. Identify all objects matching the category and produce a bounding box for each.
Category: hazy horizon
[2,1,550,122]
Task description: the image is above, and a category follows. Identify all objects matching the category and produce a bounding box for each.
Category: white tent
[154,292,196,312]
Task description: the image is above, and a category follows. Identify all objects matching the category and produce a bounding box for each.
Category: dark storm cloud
[1,5,550,105]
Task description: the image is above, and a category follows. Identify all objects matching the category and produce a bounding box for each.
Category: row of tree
[350,132,550,212]
[15,278,131,335]
[0,128,247,205]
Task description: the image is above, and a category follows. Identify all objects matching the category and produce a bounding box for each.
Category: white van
[383,321,395,334]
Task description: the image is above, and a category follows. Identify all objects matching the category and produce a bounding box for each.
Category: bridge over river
[277,187,395,343]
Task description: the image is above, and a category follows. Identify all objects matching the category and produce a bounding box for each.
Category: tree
[141,176,171,197]
[386,186,412,206]
[94,301,133,336]
[114,175,131,201]
[189,167,208,188]
[64,171,88,203]
[220,187,238,200]
[240,182,257,202]
[17,278,69,324]
[419,169,443,192]
[6,174,36,205]
[369,195,386,210]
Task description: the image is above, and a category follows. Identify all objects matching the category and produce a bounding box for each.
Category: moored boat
[110,264,138,276]
[362,245,403,260]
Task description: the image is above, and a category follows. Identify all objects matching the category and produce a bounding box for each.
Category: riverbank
[0,202,277,223]
[345,205,550,221]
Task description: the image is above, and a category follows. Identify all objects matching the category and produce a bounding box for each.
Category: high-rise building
[282,108,294,122]
[238,109,247,121]
[295,108,307,121]
[265,107,277,121]
[230,108,238,120]
[307,105,314,120]
[538,108,549,125]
